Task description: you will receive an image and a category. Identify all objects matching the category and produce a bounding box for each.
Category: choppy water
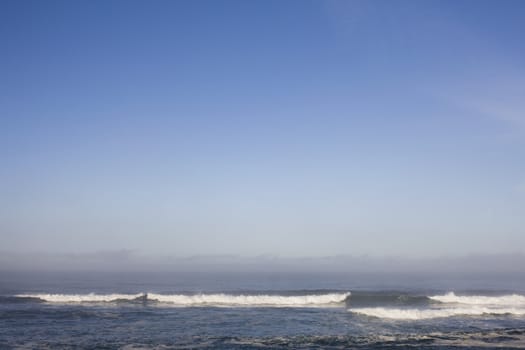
[1,271,524,349]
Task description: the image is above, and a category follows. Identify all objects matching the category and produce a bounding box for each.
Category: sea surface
[1,270,525,349]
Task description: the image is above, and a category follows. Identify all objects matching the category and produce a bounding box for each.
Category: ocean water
[1,270,525,349]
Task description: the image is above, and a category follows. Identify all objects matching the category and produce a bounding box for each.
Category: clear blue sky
[1,0,524,258]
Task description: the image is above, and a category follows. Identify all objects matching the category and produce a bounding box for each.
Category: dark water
[1,271,524,349]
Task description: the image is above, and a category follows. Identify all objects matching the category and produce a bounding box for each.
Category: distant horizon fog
[1,250,525,275]
[2,252,525,294]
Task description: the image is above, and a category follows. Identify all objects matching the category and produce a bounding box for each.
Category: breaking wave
[351,306,525,320]
[349,291,525,320]
[147,292,349,306]
[15,293,145,303]
[429,292,525,306]
[15,292,350,307]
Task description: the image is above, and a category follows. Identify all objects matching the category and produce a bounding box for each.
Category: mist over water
[2,265,525,293]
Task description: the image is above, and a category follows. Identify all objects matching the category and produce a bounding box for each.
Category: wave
[147,292,350,306]
[15,293,145,303]
[15,292,350,307]
[350,306,525,320]
[344,291,525,309]
[429,292,525,306]
[349,291,525,320]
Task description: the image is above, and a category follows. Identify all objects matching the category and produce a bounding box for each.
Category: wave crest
[350,306,525,320]
[429,292,525,306]
[349,291,525,320]
[148,292,349,306]
[16,292,350,307]
[16,293,144,303]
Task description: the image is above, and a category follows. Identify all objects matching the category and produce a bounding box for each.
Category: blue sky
[1,0,524,259]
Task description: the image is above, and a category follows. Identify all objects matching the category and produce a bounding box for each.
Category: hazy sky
[1,0,524,259]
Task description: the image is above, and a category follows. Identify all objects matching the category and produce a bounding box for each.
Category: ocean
[1,270,524,349]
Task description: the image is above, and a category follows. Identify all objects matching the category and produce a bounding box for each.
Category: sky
[1,0,524,263]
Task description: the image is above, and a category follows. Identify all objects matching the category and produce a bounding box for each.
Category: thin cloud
[467,95,525,128]
[447,75,525,129]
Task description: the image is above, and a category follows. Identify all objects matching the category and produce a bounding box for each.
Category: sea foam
[350,306,525,320]
[349,292,525,320]
[16,292,350,307]
[148,292,350,306]
[429,292,525,306]
[16,293,144,303]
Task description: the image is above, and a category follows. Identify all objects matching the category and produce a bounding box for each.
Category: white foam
[148,292,350,306]
[17,292,350,307]
[17,293,143,303]
[429,292,525,306]
[350,306,525,320]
